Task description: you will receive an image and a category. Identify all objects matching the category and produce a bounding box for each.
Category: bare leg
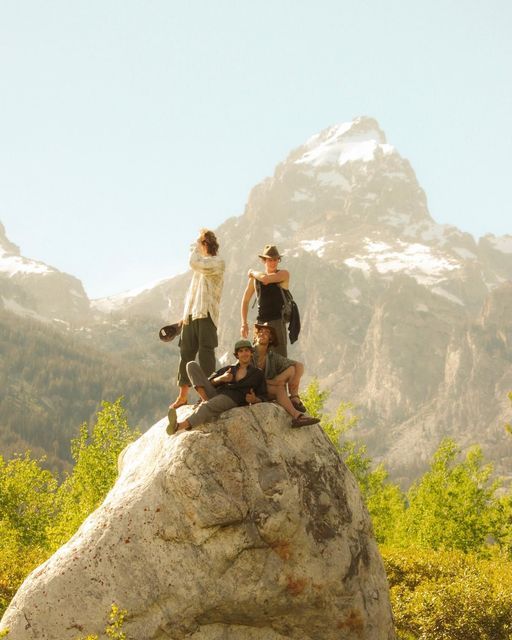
[269,385,301,419]
[267,369,301,419]
[288,361,304,398]
[171,384,189,408]
[194,386,209,402]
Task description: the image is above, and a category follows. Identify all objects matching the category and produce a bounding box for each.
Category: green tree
[0,453,57,547]
[384,546,512,640]
[505,391,512,435]
[50,399,137,547]
[0,454,57,616]
[403,439,500,553]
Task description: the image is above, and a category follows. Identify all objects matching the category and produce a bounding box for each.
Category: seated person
[252,322,319,428]
[167,339,266,434]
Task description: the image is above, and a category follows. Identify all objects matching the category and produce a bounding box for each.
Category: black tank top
[257,281,283,322]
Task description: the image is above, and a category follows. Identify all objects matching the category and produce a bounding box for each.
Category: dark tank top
[257,281,283,322]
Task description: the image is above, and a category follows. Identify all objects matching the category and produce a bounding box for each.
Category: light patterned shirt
[182,249,225,327]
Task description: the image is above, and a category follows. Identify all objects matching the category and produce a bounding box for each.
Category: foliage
[403,439,501,553]
[0,453,58,547]
[0,400,137,618]
[0,452,58,614]
[506,391,512,435]
[50,399,138,547]
[383,546,512,640]
[300,378,330,420]
[0,522,48,619]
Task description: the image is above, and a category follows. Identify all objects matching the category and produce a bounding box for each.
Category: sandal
[166,407,178,435]
[289,395,307,413]
[291,413,320,428]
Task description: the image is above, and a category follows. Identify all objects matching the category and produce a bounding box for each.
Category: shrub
[383,546,512,640]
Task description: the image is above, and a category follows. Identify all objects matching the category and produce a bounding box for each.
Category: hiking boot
[289,395,307,413]
[166,407,178,435]
[291,413,320,428]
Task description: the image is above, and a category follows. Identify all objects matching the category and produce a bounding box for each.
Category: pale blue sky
[0,0,511,298]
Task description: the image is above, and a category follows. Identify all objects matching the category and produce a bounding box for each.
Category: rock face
[1,404,395,640]
[0,222,90,325]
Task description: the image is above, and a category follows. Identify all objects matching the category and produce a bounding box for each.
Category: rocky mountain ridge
[0,222,90,324]
[2,116,512,483]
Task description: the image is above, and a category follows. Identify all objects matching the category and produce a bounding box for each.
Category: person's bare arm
[240,279,255,338]
[248,269,290,286]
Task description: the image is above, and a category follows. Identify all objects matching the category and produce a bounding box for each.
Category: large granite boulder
[1,403,395,639]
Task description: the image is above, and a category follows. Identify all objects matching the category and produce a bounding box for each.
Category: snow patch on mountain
[316,171,351,189]
[299,238,333,257]
[0,250,53,277]
[92,276,172,313]
[383,170,409,180]
[291,190,315,202]
[344,239,461,285]
[431,287,465,306]
[380,211,413,227]
[295,119,394,168]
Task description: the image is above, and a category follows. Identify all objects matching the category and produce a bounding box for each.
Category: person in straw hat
[252,322,319,428]
[240,244,290,357]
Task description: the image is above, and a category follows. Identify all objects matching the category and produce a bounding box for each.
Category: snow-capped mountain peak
[0,222,90,323]
[295,116,394,168]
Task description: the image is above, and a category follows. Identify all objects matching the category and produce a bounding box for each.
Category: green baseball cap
[234,339,254,353]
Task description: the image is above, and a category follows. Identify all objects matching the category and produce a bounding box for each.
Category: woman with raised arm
[240,244,289,357]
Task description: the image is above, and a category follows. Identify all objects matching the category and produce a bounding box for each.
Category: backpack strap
[251,279,261,309]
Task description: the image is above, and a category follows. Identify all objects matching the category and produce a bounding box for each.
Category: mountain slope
[2,116,512,483]
[0,309,174,472]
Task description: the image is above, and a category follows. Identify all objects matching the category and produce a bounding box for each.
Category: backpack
[279,286,294,323]
[253,280,301,344]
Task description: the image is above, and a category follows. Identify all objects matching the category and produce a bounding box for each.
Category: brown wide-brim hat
[159,323,181,342]
[254,322,279,347]
[258,244,282,260]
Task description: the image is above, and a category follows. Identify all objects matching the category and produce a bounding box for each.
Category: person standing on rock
[170,229,225,409]
[167,339,266,434]
[240,244,290,357]
[252,322,319,428]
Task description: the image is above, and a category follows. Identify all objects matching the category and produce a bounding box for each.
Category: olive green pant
[186,361,237,427]
[177,314,218,386]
